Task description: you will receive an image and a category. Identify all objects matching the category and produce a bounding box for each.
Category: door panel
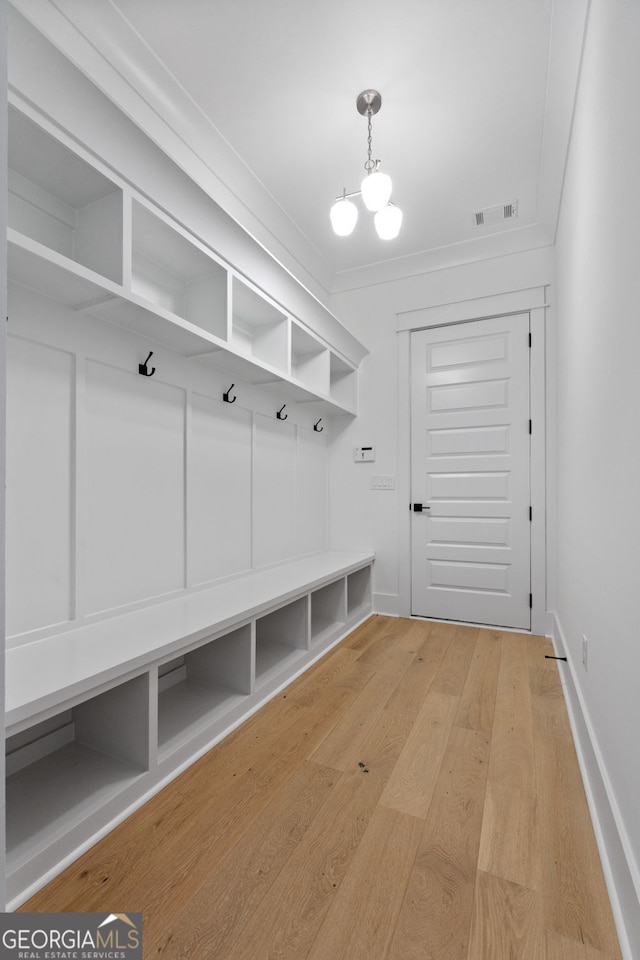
[411,314,531,629]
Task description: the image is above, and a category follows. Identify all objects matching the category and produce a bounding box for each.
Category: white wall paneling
[6,333,74,636]
[253,413,297,569]
[296,426,328,558]
[6,282,334,646]
[188,394,252,585]
[83,360,186,616]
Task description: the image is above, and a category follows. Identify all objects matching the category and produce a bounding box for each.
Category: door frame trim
[397,289,550,636]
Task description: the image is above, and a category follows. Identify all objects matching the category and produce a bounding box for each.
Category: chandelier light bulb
[360,169,393,212]
[374,203,403,240]
[330,196,358,236]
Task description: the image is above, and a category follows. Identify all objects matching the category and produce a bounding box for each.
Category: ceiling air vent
[472,200,518,228]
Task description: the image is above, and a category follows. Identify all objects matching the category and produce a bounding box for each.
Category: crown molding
[329,222,554,295]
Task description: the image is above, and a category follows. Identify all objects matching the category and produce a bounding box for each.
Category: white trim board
[551,613,640,960]
[397,285,548,331]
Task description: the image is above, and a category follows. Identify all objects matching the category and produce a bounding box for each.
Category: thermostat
[354,446,375,462]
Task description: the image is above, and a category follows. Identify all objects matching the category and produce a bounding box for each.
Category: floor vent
[473,200,518,227]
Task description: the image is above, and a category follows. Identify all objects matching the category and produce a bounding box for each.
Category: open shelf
[347,566,372,619]
[330,353,357,411]
[131,201,228,339]
[7,105,361,418]
[5,675,149,872]
[291,322,330,395]
[230,276,289,373]
[311,578,346,644]
[255,597,309,687]
[8,107,123,285]
[157,626,252,759]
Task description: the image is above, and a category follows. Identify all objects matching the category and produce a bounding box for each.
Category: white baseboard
[372,593,400,617]
[550,613,640,960]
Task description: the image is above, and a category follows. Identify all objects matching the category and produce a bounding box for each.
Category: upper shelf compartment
[330,353,357,411]
[291,322,330,396]
[8,107,123,285]
[230,276,289,374]
[131,201,228,342]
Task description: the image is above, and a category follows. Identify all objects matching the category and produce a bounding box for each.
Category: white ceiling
[11,0,587,295]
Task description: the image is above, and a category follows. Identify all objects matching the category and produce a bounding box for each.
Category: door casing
[396,290,549,636]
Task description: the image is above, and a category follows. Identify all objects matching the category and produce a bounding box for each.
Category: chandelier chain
[364,110,375,174]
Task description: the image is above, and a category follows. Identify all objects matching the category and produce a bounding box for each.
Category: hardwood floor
[22,616,622,959]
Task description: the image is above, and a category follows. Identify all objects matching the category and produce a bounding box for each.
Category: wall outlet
[582,635,588,670]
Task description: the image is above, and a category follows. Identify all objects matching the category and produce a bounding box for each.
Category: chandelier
[330,89,402,240]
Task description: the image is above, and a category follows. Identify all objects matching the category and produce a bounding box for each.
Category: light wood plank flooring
[22,616,622,959]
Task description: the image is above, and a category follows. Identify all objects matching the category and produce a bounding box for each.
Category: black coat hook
[313,418,323,432]
[276,403,288,420]
[138,351,155,377]
[223,383,237,403]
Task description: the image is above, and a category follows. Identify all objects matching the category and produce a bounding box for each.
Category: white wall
[1,0,8,910]
[6,283,329,645]
[329,247,554,615]
[553,0,640,951]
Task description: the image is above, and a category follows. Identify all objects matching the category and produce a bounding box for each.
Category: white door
[410,314,531,629]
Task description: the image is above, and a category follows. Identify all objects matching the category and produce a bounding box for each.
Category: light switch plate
[371,476,395,490]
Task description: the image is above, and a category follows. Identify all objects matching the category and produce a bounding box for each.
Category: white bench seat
[7,550,373,730]
[4,550,374,907]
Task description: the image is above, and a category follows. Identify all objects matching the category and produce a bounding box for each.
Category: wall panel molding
[6,282,331,646]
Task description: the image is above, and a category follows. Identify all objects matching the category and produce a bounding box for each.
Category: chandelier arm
[333,189,362,201]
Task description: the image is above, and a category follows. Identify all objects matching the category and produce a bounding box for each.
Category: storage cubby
[131,200,228,339]
[8,107,123,284]
[255,597,309,686]
[291,322,330,395]
[347,566,372,618]
[5,674,149,873]
[311,579,346,644]
[157,625,252,759]
[230,276,289,372]
[330,353,357,411]
[4,552,372,905]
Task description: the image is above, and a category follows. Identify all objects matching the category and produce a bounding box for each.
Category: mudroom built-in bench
[5,551,374,907]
